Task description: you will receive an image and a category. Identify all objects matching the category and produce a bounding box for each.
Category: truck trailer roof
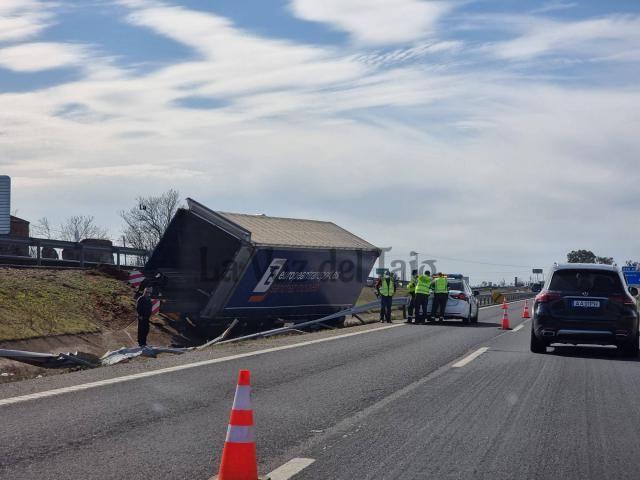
[189,198,378,251]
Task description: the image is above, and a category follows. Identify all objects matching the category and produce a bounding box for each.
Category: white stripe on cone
[152,300,160,315]
[232,386,252,410]
[225,425,255,443]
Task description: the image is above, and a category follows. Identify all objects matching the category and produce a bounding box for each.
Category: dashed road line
[268,458,316,480]
[452,347,489,368]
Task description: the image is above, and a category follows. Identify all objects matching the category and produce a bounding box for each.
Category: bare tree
[59,215,109,242]
[120,189,181,253]
[32,217,53,239]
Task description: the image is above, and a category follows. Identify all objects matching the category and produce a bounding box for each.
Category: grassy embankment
[0,268,136,342]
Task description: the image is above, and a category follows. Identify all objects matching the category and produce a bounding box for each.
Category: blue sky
[1,0,640,283]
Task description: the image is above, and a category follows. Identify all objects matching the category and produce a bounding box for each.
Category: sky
[1,0,639,284]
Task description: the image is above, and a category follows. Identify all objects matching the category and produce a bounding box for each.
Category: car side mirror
[629,286,639,297]
[473,291,480,296]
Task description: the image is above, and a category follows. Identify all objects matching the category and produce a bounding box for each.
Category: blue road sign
[624,272,640,285]
[622,266,637,272]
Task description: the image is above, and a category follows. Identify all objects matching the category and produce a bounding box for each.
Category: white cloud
[487,14,640,61]
[289,0,455,45]
[1,2,640,280]
[353,40,462,66]
[0,42,88,72]
[0,0,56,42]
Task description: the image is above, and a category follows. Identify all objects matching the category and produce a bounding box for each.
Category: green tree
[595,256,614,265]
[567,250,596,263]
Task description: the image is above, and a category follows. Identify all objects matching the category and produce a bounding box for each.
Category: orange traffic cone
[501,309,511,330]
[522,300,531,319]
[501,297,508,309]
[216,370,261,480]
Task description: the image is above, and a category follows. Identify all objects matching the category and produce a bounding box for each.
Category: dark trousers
[380,295,393,322]
[414,293,429,322]
[407,293,416,319]
[433,293,448,319]
[137,315,150,346]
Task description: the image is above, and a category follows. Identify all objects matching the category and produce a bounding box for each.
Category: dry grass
[0,267,136,342]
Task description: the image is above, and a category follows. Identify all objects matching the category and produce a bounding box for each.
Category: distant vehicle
[431,274,480,323]
[530,263,639,356]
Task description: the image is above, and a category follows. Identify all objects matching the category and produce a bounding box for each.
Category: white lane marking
[512,324,525,332]
[452,347,489,368]
[268,458,316,480]
[0,324,402,408]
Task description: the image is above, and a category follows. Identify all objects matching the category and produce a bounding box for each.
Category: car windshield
[549,269,625,295]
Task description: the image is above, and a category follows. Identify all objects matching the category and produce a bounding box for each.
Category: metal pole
[122,236,127,266]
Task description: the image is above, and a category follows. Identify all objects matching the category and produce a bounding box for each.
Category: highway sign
[624,272,640,285]
[622,266,638,272]
[532,268,543,274]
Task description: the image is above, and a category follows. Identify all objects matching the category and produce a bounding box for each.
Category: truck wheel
[530,328,547,354]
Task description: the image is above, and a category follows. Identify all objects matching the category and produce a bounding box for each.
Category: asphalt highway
[2,299,639,480]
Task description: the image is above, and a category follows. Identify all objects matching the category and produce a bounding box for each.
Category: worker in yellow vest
[406,269,418,323]
[432,272,449,322]
[414,270,432,324]
[376,271,396,323]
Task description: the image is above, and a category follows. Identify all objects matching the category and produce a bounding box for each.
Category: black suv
[531,264,639,356]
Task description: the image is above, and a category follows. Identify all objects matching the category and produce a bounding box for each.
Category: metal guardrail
[215,297,410,345]
[0,236,147,268]
[476,292,536,306]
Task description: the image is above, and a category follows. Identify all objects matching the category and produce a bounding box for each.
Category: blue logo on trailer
[224,248,378,312]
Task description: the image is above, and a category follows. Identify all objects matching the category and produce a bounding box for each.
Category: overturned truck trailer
[144,199,380,328]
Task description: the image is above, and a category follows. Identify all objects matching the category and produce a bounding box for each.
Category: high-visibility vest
[434,276,449,293]
[379,277,395,296]
[415,275,432,295]
[407,277,417,294]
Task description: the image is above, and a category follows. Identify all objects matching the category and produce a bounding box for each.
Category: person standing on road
[136,287,153,347]
[376,271,396,323]
[432,273,449,322]
[406,269,418,324]
[414,270,432,324]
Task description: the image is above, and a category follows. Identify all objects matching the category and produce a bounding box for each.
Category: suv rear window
[447,280,464,291]
[549,269,624,295]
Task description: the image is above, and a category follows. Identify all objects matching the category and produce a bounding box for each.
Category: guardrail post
[79,244,85,268]
[116,249,120,268]
[36,240,41,266]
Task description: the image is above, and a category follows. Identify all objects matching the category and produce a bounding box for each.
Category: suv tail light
[535,292,561,303]
[452,292,468,301]
[609,295,637,306]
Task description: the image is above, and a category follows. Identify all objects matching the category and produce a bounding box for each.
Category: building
[0,215,30,257]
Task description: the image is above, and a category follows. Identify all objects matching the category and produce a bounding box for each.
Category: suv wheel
[619,332,639,357]
[471,306,479,323]
[530,328,547,354]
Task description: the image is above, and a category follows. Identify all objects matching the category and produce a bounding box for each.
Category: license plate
[571,300,600,308]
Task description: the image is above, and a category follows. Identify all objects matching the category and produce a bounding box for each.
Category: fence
[0,236,147,268]
[475,291,536,306]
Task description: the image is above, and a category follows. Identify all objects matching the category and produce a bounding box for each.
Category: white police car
[430,274,480,323]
